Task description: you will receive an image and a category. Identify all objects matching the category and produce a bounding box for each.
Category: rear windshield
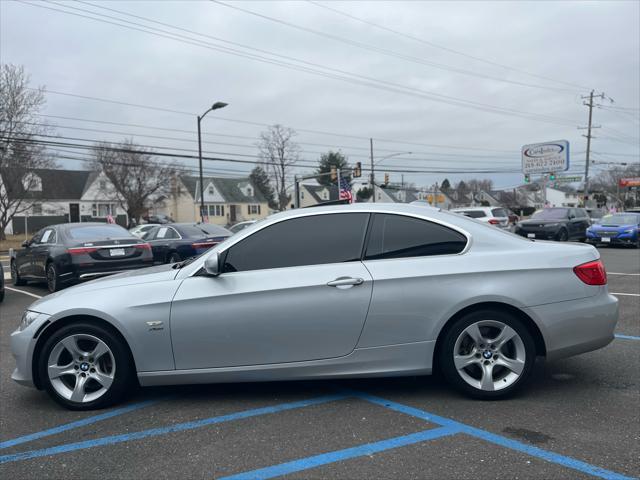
[458,210,486,218]
[600,214,639,225]
[66,225,132,240]
[197,224,231,236]
[491,208,507,217]
[531,208,568,220]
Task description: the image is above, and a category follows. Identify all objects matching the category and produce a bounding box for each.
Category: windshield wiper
[172,256,198,269]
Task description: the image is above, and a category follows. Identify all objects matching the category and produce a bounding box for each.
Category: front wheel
[439,310,536,399]
[38,323,135,410]
[11,261,26,286]
[167,252,181,264]
[555,229,569,242]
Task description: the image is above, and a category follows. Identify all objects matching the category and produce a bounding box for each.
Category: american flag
[339,176,353,203]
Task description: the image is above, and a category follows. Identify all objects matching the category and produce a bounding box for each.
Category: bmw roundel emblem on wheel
[10,204,618,410]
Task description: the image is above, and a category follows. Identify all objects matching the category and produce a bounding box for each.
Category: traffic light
[330,166,337,181]
[353,162,362,178]
[524,174,530,183]
[549,172,556,181]
[384,173,390,185]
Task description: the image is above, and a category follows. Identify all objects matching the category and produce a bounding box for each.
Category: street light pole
[197,101,228,222]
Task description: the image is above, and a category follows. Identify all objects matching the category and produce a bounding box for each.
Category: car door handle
[327,277,364,287]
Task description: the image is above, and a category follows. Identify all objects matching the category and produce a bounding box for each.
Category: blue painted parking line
[0,393,347,464]
[219,426,459,480]
[0,399,158,450]
[615,334,640,341]
[355,391,635,480]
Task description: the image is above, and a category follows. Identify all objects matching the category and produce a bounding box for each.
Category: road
[0,247,638,479]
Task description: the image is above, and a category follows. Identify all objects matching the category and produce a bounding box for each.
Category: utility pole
[370,138,375,203]
[579,90,603,207]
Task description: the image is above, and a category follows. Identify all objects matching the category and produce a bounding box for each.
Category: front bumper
[515,228,560,240]
[10,313,51,388]
[525,291,619,361]
[586,232,638,246]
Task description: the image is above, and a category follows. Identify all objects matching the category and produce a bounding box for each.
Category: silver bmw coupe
[11,204,618,410]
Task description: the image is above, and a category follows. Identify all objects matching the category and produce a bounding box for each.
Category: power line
[20,0,582,127]
[307,0,592,91]
[209,0,579,94]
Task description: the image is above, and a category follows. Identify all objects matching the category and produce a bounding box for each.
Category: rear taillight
[67,247,98,255]
[192,241,218,249]
[134,243,151,251]
[573,260,607,285]
[488,218,500,225]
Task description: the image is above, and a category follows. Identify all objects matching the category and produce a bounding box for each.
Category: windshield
[197,223,232,236]
[531,208,568,220]
[66,225,132,240]
[600,214,639,225]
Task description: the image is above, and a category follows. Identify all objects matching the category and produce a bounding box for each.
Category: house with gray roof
[159,175,270,225]
[298,183,339,207]
[1,167,127,235]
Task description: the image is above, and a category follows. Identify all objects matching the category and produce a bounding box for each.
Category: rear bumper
[525,291,619,361]
[63,261,154,283]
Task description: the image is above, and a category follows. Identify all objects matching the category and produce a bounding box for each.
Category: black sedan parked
[10,223,154,293]
[145,223,231,264]
[515,207,590,241]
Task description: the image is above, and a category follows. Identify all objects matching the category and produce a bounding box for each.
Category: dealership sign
[521,140,570,174]
[619,177,640,188]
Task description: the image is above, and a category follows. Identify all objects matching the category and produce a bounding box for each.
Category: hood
[27,263,178,313]
[592,223,637,230]
[519,218,565,226]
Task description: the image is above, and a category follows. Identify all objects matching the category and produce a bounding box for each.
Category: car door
[31,227,56,277]
[358,213,469,348]
[16,231,43,278]
[170,212,373,370]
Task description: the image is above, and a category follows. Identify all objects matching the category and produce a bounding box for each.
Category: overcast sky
[2,0,639,190]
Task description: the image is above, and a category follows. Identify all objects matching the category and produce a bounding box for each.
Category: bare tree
[0,64,56,239]
[258,125,299,211]
[590,163,640,207]
[87,139,180,224]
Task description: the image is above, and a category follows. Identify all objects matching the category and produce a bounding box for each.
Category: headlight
[623,229,635,234]
[19,311,42,331]
[545,223,560,227]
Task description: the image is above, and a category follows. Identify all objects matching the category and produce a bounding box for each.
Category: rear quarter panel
[359,238,600,348]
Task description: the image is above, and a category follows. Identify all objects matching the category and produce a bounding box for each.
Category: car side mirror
[203,252,221,277]
[568,214,575,220]
[21,240,30,248]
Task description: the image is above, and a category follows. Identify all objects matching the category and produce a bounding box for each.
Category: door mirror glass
[203,252,221,276]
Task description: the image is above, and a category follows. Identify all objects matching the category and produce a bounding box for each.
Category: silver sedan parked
[11,204,618,409]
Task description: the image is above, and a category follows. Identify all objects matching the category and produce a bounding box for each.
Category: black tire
[46,262,61,293]
[167,252,181,264]
[11,260,26,286]
[38,322,135,410]
[555,228,569,242]
[439,309,536,400]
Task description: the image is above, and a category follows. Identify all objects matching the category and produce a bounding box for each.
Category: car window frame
[362,212,470,262]
[38,228,57,245]
[219,212,372,274]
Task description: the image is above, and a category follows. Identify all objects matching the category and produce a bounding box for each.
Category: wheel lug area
[90,368,96,373]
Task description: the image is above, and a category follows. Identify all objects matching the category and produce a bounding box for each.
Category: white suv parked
[452,207,510,229]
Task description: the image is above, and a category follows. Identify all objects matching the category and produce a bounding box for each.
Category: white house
[0,168,127,235]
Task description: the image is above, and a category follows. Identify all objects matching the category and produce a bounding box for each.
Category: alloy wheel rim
[47,334,116,403]
[453,320,526,392]
[11,263,17,281]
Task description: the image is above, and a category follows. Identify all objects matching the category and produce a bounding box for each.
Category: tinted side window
[365,214,467,260]
[223,213,369,272]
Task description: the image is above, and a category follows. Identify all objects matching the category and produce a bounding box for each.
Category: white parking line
[4,287,43,299]
[608,272,640,276]
[610,292,640,297]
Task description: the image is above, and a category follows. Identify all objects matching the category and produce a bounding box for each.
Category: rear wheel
[11,261,26,286]
[439,310,536,399]
[46,262,61,293]
[38,323,134,410]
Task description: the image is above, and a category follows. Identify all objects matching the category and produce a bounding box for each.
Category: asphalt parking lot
[0,247,638,479]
